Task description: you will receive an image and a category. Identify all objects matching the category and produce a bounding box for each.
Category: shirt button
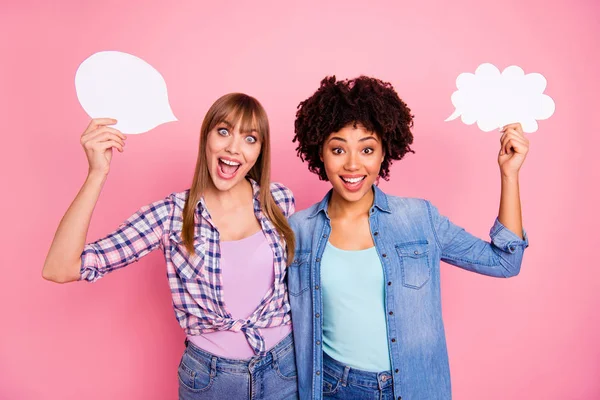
[316,313,320,318]
[398,397,402,400]
[391,338,396,343]
[388,281,392,286]
[389,311,394,315]
[382,254,387,258]
[395,369,399,373]
[316,340,321,345]
[323,234,327,238]
[316,258,321,262]
[414,250,419,255]
[316,371,321,376]
[374,232,379,236]
[315,285,320,290]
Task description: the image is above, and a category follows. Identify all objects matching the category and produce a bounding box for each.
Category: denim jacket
[287,185,529,400]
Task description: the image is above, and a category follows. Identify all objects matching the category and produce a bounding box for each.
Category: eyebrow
[217,120,233,128]
[327,136,379,143]
[217,120,259,134]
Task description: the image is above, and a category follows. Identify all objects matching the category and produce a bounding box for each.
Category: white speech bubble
[445,63,555,133]
[75,51,177,134]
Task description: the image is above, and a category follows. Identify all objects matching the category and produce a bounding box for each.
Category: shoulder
[383,193,433,222]
[385,194,430,211]
[148,190,189,232]
[269,182,295,217]
[288,203,319,230]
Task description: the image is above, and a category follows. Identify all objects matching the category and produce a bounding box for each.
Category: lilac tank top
[187,230,291,359]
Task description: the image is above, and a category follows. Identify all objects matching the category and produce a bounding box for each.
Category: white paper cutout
[75,51,177,134]
[445,63,555,133]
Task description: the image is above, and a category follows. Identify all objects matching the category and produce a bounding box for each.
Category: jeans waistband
[183,332,294,374]
[323,352,393,390]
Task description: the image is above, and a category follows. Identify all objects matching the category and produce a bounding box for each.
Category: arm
[428,122,530,277]
[497,123,529,238]
[42,118,126,283]
[428,202,528,277]
[79,197,172,282]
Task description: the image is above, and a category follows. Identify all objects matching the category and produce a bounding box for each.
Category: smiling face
[205,117,262,192]
[321,123,384,203]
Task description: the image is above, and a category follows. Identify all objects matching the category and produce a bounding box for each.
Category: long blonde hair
[182,93,295,262]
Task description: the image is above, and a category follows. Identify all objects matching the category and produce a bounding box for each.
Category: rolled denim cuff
[489,218,529,254]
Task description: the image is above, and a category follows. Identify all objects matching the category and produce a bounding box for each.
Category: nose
[225,133,242,155]
[344,151,360,171]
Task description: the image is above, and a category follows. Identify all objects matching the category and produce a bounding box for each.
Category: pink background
[1,0,599,399]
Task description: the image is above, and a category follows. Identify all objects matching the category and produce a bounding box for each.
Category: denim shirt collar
[308,184,392,219]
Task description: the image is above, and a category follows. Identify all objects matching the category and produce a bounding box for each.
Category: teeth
[220,158,241,166]
[342,176,365,184]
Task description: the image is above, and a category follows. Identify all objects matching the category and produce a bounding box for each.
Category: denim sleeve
[426,201,529,278]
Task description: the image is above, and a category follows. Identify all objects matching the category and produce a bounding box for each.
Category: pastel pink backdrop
[1,0,598,399]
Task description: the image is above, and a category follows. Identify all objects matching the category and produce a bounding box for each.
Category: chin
[208,168,247,192]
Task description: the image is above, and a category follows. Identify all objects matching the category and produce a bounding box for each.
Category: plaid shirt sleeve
[80,196,173,282]
[270,182,295,217]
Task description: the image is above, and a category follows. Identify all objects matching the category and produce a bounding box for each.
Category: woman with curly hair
[287,76,529,400]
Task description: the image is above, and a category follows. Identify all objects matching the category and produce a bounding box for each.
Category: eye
[245,135,258,144]
[217,128,229,136]
[363,147,374,154]
[332,148,345,155]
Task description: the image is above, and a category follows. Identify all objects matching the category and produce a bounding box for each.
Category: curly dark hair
[293,75,415,181]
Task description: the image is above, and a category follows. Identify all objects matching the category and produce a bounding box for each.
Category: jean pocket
[322,370,340,396]
[177,352,214,393]
[396,241,431,289]
[273,346,298,380]
[287,252,310,296]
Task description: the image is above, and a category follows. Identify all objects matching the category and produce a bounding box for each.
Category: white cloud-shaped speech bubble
[445,63,555,133]
[75,51,177,134]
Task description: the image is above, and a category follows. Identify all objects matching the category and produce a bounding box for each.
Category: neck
[328,186,374,219]
[204,178,253,211]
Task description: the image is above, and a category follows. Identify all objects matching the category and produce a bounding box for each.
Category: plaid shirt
[80,180,295,355]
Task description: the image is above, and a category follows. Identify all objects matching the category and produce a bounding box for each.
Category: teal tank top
[321,241,392,372]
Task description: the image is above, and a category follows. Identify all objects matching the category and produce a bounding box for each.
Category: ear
[319,146,324,162]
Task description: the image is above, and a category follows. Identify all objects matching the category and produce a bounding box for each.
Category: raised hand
[498,123,529,177]
[80,118,126,176]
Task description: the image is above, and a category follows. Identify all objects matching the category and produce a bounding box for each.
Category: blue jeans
[178,333,298,400]
[322,352,394,400]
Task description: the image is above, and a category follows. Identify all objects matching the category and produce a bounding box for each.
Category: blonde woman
[43,94,298,400]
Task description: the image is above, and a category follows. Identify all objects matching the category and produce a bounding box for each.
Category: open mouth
[217,157,242,179]
[340,175,366,191]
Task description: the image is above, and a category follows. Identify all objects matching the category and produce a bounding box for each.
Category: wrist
[86,169,108,185]
[500,172,519,183]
